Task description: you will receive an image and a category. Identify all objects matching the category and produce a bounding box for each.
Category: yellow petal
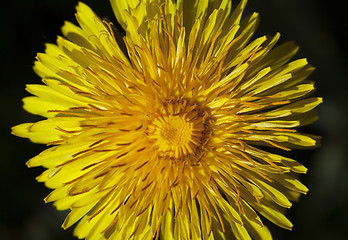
[26,139,94,168]
[63,201,96,229]
[244,219,272,240]
[256,204,293,230]
[12,122,61,144]
[161,201,175,240]
[252,178,292,208]
[61,21,96,51]
[261,97,323,119]
[110,0,142,29]
[22,96,68,118]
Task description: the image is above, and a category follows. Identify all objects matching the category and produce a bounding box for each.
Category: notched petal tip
[26,159,35,168]
[26,155,41,168]
[11,123,32,138]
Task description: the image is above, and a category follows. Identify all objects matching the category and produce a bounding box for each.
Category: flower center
[146,99,211,160]
[161,116,193,147]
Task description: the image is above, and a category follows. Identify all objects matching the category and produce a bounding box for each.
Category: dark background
[1,0,347,239]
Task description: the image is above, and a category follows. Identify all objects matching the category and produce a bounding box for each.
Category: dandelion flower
[12,0,322,239]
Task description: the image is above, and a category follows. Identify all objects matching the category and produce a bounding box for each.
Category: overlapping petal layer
[12,0,321,239]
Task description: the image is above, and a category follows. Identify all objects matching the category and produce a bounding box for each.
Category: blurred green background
[0,0,347,239]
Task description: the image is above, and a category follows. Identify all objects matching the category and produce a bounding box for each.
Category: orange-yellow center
[146,100,211,160]
[161,116,193,147]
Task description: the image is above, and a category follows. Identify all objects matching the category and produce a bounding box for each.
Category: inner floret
[146,99,211,160]
[160,115,193,148]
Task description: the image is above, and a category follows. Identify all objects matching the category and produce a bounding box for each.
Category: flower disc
[147,99,212,160]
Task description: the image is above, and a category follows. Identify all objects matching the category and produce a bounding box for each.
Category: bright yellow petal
[22,96,68,118]
[110,0,148,29]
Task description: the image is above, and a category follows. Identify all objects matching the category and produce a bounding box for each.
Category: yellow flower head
[12,0,322,239]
